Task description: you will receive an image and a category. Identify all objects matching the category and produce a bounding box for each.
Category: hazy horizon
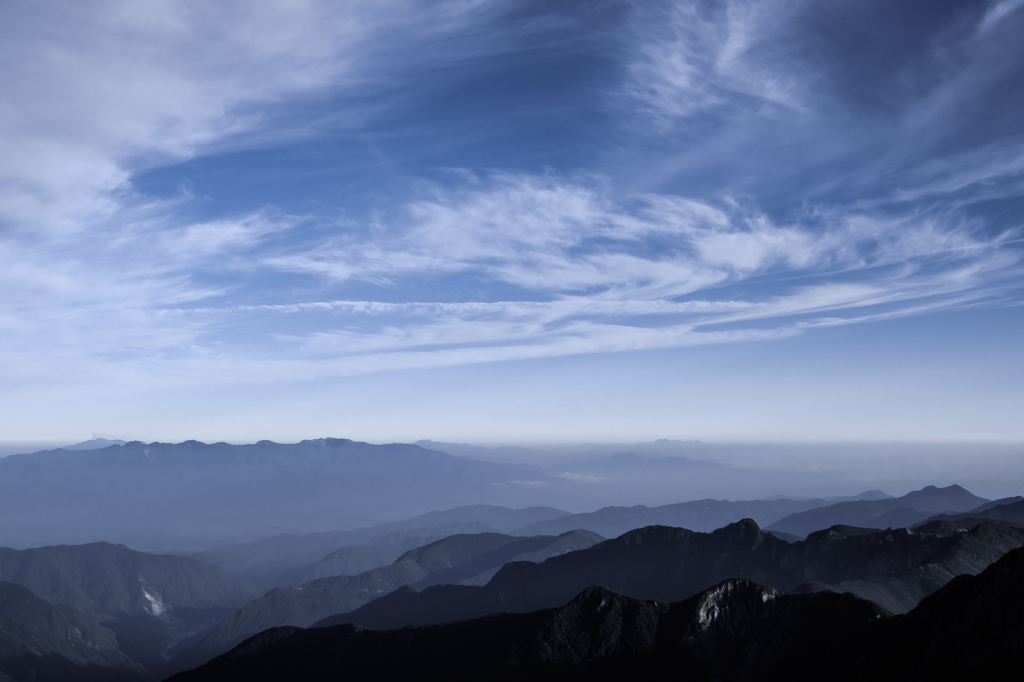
[4,437,1023,504]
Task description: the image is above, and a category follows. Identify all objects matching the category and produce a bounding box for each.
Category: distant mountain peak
[61,438,126,451]
[300,438,355,447]
[651,438,704,445]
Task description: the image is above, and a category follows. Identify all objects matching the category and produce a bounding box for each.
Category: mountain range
[766,484,991,537]
[0,493,1021,679]
[4,438,961,552]
[189,490,918,584]
[1,452,1022,681]
[513,496,862,538]
[0,440,560,549]
[317,517,1024,631]
[167,530,604,675]
[167,542,1024,681]
[167,489,1024,673]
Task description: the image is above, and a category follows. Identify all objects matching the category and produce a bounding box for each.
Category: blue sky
[1,0,1023,445]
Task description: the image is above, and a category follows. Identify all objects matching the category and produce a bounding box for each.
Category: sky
[1,0,1023,446]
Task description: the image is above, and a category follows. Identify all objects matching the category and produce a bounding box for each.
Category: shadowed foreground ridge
[167,515,1024,674]
[171,544,1024,681]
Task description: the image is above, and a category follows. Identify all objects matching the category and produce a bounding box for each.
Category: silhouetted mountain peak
[715,517,764,535]
[899,484,986,511]
[611,524,696,547]
[707,518,776,553]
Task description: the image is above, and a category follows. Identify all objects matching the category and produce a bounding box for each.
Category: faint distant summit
[61,438,126,450]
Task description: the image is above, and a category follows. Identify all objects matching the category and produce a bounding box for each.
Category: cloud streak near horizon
[2,0,1023,403]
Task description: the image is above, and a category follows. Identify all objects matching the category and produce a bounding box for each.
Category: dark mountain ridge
[168,542,1024,680]
[320,516,1024,631]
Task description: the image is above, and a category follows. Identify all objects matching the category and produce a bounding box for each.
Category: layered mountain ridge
[766,484,989,537]
[168,543,1024,681]
[320,516,1024,631]
[167,529,604,675]
[1,466,1020,680]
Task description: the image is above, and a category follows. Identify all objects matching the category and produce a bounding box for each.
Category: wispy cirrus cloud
[270,172,1016,297]
[269,174,823,298]
[977,0,1024,35]
[0,0,495,234]
[1,0,1023,418]
[621,0,807,127]
[3,162,1019,390]
[94,170,1009,382]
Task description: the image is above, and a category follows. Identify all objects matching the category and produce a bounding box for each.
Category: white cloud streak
[6,171,1011,390]
[0,0,488,233]
[978,0,1024,34]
